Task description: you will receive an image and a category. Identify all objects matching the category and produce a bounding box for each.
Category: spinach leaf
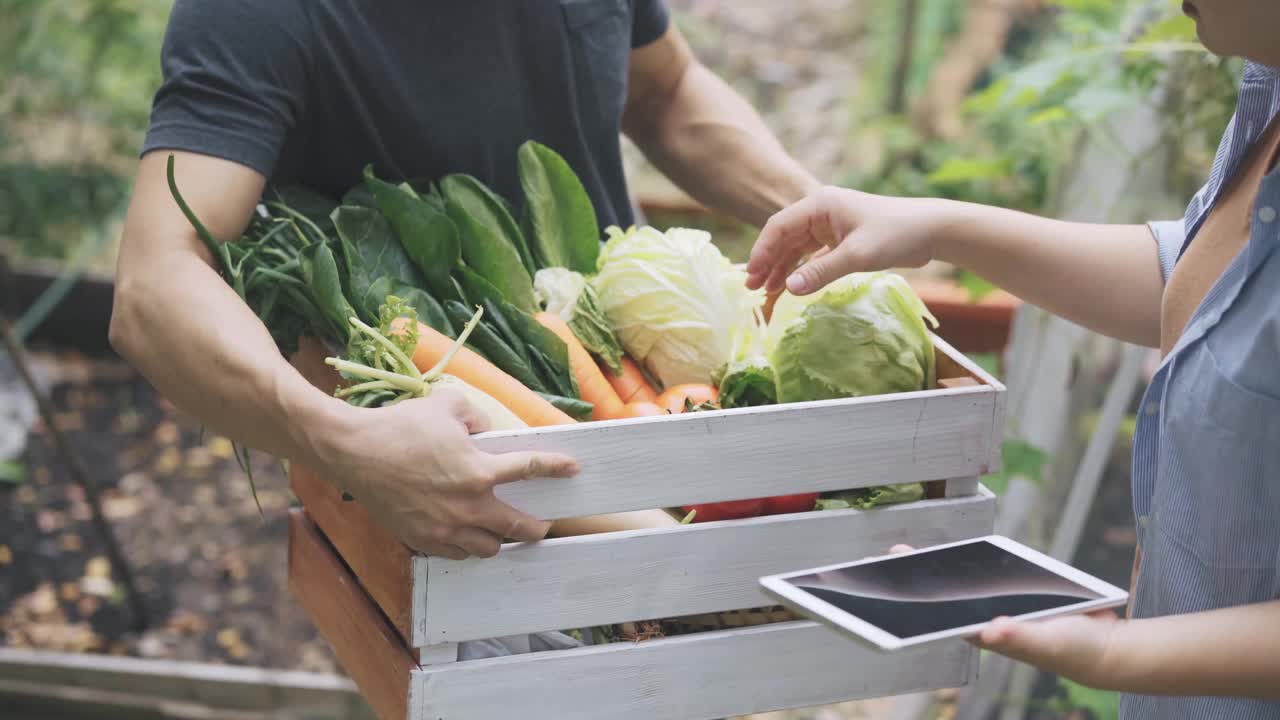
[481,298,535,370]
[443,301,545,392]
[456,267,508,310]
[517,140,600,274]
[536,393,594,422]
[500,301,580,399]
[442,174,538,278]
[332,205,429,322]
[365,278,454,338]
[298,242,358,343]
[444,196,537,313]
[364,165,462,302]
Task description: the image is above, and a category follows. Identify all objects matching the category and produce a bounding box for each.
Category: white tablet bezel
[759,534,1129,651]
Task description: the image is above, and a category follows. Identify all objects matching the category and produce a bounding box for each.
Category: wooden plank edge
[412,620,977,720]
[416,492,996,645]
[290,464,416,648]
[288,509,416,720]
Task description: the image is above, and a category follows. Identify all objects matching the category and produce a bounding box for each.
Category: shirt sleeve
[632,0,670,48]
[140,0,309,179]
[1147,219,1186,284]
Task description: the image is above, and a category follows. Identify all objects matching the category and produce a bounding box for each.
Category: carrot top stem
[424,304,485,379]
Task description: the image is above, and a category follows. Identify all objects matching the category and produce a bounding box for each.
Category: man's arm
[111,150,576,559]
[622,26,821,228]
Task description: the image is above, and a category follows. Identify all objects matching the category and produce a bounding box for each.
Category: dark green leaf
[537,392,594,421]
[481,299,536,371]
[441,173,538,278]
[332,205,430,322]
[499,300,578,398]
[516,140,600,273]
[444,196,537,313]
[364,166,461,301]
[298,242,359,343]
[456,267,508,310]
[443,301,545,392]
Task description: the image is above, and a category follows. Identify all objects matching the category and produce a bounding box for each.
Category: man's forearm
[626,62,820,228]
[1103,601,1280,698]
[111,251,349,468]
[933,200,1165,347]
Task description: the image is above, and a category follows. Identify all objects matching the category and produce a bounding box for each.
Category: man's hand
[745,187,948,296]
[320,388,579,561]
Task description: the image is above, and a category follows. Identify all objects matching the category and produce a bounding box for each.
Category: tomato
[761,493,821,515]
[680,497,766,522]
[618,401,667,418]
[656,384,719,414]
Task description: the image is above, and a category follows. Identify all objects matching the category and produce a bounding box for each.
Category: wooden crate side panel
[413,621,975,720]
[287,510,415,720]
[290,464,415,645]
[481,388,996,520]
[417,493,995,645]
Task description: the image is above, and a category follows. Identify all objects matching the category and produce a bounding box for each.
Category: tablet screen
[780,539,1105,641]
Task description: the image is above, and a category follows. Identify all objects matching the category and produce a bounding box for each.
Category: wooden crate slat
[412,620,975,720]
[483,387,997,520]
[291,464,416,646]
[416,491,995,645]
[288,509,417,720]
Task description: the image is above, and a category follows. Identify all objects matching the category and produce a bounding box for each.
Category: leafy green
[441,173,538,278]
[533,267,624,373]
[443,300,544,392]
[768,272,937,403]
[444,197,537,313]
[814,483,925,511]
[499,300,579,398]
[537,392,595,422]
[366,278,453,338]
[712,307,775,408]
[592,225,764,388]
[298,241,359,343]
[332,205,430,321]
[517,140,600,273]
[363,165,461,302]
[481,298,537,374]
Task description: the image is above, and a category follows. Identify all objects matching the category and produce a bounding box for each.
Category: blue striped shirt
[1124,61,1280,719]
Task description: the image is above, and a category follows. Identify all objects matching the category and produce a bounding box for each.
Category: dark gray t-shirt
[142,0,670,229]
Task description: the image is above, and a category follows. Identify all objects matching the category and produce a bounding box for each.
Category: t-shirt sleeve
[141,0,309,178]
[631,0,670,48]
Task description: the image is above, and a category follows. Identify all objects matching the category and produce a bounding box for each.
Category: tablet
[759,535,1129,651]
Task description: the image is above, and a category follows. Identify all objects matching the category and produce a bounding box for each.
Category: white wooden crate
[289,334,1005,720]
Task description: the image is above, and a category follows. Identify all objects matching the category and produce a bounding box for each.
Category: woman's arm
[746,188,1167,348]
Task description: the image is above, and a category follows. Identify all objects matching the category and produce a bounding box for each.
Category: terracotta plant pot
[908,277,1020,355]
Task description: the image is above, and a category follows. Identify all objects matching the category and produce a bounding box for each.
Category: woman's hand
[745,187,957,296]
[884,544,1124,689]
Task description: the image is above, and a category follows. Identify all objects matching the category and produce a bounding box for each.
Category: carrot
[601,355,660,404]
[391,317,574,427]
[618,401,667,418]
[535,312,626,421]
[656,384,719,415]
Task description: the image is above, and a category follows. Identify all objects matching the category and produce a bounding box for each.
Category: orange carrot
[392,318,574,427]
[601,355,659,404]
[656,384,719,415]
[618,401,667,418]
[535,312,626,421]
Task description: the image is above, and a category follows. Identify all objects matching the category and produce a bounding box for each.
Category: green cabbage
[591,225,764,388]
[533,267,624,373]
[767,272,938,403]
[712,307,776,409]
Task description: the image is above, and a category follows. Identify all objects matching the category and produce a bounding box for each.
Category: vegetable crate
[288,335,1003,720]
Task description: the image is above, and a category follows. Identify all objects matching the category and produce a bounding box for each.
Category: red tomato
[657,384,719,414]
[761,493,821,515]
[680,498,766,523]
